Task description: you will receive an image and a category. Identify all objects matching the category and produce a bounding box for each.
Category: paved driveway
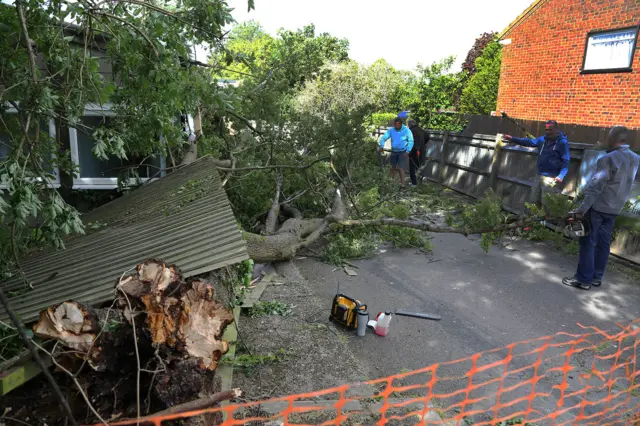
[294,235,640,422]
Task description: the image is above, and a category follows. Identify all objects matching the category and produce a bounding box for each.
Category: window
[582,26,639,74]
[69,104,166,189]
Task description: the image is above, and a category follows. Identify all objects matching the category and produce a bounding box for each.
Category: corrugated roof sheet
[1,156,248,323]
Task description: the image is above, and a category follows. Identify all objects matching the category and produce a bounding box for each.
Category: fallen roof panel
[1,156,249,323]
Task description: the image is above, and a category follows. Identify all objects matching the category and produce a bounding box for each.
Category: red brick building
[496,0,640,129]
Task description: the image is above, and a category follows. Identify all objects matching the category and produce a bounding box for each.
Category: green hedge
[370,112,398,127]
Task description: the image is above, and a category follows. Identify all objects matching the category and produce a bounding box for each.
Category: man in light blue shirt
[379,117,414,186]
[563,126,639,291]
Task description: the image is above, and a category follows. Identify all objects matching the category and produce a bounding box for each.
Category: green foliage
[460,191,504,233]
[410,57,467,131]
[524,223,564,247]
[543,192,575,219]
[321,231,378,265]
[615,215,640,235]
[223,349,288,377]
[614,200,640,239]
[435,190,507,252]
[219,259,254,307]
[371,113,398,127]
[249,300,295,317]
[221,21,275,78]
[380,226,432,251]
[391,204,410,220]
[0,0,238,263]
[459,41,502,115]
[0,323,26,361]
[564,240,579,255]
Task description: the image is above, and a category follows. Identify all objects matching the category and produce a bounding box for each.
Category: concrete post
[489,133,504,192]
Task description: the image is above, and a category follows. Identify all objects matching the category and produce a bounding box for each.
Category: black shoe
[592,280,602,287]
[563,276,591,290]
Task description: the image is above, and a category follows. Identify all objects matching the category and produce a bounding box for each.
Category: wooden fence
[374,127,640,264]
[461,114,640,149]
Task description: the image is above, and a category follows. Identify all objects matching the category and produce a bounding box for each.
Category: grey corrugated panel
[1,156,249,323]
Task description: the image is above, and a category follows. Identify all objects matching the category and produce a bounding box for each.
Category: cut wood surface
[28,259,236,420]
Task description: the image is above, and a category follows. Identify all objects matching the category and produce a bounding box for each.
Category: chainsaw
[564,212,588,239]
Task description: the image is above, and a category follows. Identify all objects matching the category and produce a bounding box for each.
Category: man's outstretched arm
[504,135,540,148]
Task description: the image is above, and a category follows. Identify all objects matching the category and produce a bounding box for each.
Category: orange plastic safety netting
[107,320,640,426]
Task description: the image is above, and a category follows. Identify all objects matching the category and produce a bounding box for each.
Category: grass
[249,300,295,317]
[221,348,288,377]
[564,240,579,255]
[609,262,640,282]
[595,341,612,354]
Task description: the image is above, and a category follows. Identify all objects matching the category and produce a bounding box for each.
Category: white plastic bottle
[375,312,392,336]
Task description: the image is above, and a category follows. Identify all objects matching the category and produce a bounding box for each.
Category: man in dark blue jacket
[503,120,570,209]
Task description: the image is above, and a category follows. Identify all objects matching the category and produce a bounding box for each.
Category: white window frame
[581,26,639,74]
[0,105,60,189]
[69,103,165,189]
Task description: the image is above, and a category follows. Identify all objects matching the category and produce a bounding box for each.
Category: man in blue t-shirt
[379,117,414,186]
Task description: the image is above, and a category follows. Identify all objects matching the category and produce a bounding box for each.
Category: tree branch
[225,109,262,135]
[215,156,329,172]
[333,217,532,235]
[264,172,282,235]
[106,0,222,40]
[187,59,259,79]
[91,11,159,57]
[15,0,38,82]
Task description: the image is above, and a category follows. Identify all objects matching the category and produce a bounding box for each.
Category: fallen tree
[242,183,535,263]
[27,259,237,423]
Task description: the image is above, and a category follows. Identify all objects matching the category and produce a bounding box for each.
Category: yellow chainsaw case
[330,294,367,330]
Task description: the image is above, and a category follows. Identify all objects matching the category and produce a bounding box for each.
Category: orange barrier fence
[108,320,640,426]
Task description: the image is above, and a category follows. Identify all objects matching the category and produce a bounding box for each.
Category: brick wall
[496,0,640,129]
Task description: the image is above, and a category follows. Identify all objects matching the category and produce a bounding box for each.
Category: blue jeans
[576,209,616,284]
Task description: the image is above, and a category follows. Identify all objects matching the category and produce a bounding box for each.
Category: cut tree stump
[29,259,237,422]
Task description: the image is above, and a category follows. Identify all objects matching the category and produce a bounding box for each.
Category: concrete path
[295,235,640,423]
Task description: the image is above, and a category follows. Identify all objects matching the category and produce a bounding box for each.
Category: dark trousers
[576,209,616,284]
[409,150,425,185]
